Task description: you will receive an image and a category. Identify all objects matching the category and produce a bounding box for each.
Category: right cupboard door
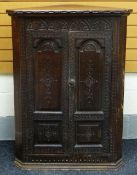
[69,31,113,161]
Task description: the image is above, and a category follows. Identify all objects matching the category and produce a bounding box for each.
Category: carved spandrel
[33,39,61,53]
[69,20,90,31]
[48,20,68,30]
[27,18,112,31]
[27,19,48,30]
[79,40,101,53]
[91,19,111,31]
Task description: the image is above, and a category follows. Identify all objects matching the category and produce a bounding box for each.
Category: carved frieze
[69,20,90,31]
[27,19,48,30]
[91,19,111,31]
[27,18,111,31]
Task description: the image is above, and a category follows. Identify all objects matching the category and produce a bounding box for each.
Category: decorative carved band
[91,19,111,31]
[27,18,111,31]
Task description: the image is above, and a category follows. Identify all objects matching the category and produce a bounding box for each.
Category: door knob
[68,78,75,86]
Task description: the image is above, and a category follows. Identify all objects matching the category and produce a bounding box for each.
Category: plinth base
[15,158,123,170]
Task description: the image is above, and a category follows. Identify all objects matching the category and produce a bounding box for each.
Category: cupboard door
[25,31,69,156]
[69,32,112,155]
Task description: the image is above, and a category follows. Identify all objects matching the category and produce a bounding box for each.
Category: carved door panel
[69,32,112,155]
[25,31,69,156]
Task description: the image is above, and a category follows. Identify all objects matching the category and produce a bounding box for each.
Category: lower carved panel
[34,121,62,144]
[76,121,102,145]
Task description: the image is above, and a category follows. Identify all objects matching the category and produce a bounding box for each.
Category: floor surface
[0,140,137,175]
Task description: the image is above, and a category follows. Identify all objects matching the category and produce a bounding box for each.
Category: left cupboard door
[23,30,69,161]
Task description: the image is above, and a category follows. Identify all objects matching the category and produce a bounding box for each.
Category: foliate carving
[27,20,48,30]
[76,122,102,144]
[33,39,60,53]
[84,59,98,104]
[80,40,100,52]
[37,58,59,108]
[40,76,58,106]
[48,20,68,30]
[27,19,90,31]
[35,122,61,144]
[69,20,90,31]
[27,18,112,31]
[80,43,96,52]
[33,37,63,112]
[91,19,111,31]
[71,34,104,112]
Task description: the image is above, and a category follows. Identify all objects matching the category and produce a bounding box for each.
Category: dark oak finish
[7,5,132,169]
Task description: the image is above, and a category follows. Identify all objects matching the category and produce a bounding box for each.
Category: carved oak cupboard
[7,5,132,169]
